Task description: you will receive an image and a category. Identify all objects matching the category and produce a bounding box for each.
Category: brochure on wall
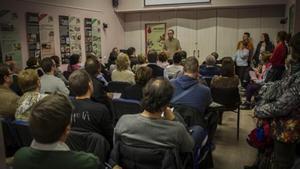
[26,12,41,60]
[84,18,101,57]
[39,14,55,58]
[145,23,166,53]
[59,15,70,64]
[0,10,22,66]
[69,16,81,55]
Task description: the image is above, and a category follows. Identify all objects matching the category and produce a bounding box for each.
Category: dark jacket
[121,84,143,101]
[254,41,274,65]
[199,66,221,78]
[147,63,164,78]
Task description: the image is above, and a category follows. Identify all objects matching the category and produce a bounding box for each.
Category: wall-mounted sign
[145,23,166,54]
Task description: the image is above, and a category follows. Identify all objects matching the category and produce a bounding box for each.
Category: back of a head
[135,66,153,86]
[184,57,199,73]
[51,55,60,67]
[147,50,158,63]
[116,53,130,71]
[277,31,287,42]
[26,57,38,68]
[211,52,219,60]
[290,32,300,63]
[261,51,272,63]
[69,54,80,65]
[205,55,216,66]
[142,78,173,113]
[29,93,72,144]
[127,47,136,56]
[0,64,9,85]
[158,52,168,62]
[69,69,91,97]
[173,52,183,64]
[221,57,235,77]
[18,69,39,93]
[137,54,146,64]
[40,57,54,73]
[85,55,100,76]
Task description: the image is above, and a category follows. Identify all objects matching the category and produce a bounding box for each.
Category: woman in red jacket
[265,31,288,82]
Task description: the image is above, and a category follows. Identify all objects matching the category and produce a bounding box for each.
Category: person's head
[135,66,152,86]
[205,55,216,66]
[243,32,250,41]
[289,32,300,63]
[147,50,158,63]
[85,55,101,77]
[29,93,72,143]
[142,78,174,113]
[276,31,287,43]
[116,53,130,71]
[173,52,183,64]
[127,47,136,56]
[167,29,175,40]
[238,41,248,49]
[184,57,199,77]
[260,51,272,64]
[26,57,38,68]
[40,57,56,74]
[158,52,168,63]
[180,51,187,65]
[0,64,12,87]
[261,33,270,43]
[50,55,60,67]
[69,69,93,97]
[221,57,235,77]
[18,69,40,93]
[211,52,219,60]
[137,54,147,64]
[112,47,119,54]
[69,54,80,65]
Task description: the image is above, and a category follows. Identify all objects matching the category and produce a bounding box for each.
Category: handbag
[247,119,273,150]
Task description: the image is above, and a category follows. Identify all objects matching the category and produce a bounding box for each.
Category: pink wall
[2,0,125,67]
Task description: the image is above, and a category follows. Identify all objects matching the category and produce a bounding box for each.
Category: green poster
[145,23,166,54]
[69,16,81,55]
[0,10,22,66]
[91,19,101,57]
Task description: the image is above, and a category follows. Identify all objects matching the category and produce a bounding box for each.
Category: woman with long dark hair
[253,33,274,66]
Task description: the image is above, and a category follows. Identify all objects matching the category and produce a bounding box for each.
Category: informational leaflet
[145,23,166,53]
[39,14,55,58]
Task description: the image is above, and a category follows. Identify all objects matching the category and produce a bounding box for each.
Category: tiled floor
[213,109,257,169]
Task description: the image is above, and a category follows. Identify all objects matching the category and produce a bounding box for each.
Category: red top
[270,42,287,67]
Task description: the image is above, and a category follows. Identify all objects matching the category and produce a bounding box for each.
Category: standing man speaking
[163,29,182,59]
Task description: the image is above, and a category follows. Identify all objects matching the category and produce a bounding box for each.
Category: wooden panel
[217,9,239,58]
[125,13,142,54]
[197,9,217,63]
[176,10,197,57]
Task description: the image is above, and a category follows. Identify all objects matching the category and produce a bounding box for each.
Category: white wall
[1,0,125,67]
[124,5,285,63]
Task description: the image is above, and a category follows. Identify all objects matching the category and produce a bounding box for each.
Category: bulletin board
[145,23,166,54]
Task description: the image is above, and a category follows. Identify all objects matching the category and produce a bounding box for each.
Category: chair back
[107,81,131,93]
[112,98,142,124]
[211,87,241,108]
[202,77,212,87]
[66,130,110,163]
[173,105,207,128]
[13,120,33,146]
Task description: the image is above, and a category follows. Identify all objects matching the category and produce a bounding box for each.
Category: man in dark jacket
[147,50,164,78]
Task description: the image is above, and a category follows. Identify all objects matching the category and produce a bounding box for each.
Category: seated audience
[241,52,272,110]
[265,31,288,82]
[164,51,184,80]
[157,51,169,69]
[132,54,147,73]
[121,66,152,101]
[147,50,164,78]
[111,53,135,84]
[107,47,119,71]
[253,32,300,169]
[15,69,47,121]
[211,57,239,89]
[13,93,101,169]
[69,69,113,146]
[25,57,44,77]
[7,61,22,96]
[51,55,68,85]
[0,64,19,117]
[233,41,250,88]
[199,55,221,78]
[64,54,81,79]
[40,57,69,95]
[86,54,109,86]
[110,78,194,169]
[253,33,274,67]
[127,47,138,68]
[211,52,222,65]
[171,57,212,114]
[85,55,111,112]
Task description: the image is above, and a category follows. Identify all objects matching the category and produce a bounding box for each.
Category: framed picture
[145,23,166,54]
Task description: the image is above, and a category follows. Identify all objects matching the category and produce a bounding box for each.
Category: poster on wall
[84,18,101,57]
[26,12,41,60]
[145,23,166,54]
[39,14,55,58]
[289,5,295,34]
[0,10,22,66]
[59,16,81,64]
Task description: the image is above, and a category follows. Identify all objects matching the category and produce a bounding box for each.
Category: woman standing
[233,42,250,87]
[253,33,274,67]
